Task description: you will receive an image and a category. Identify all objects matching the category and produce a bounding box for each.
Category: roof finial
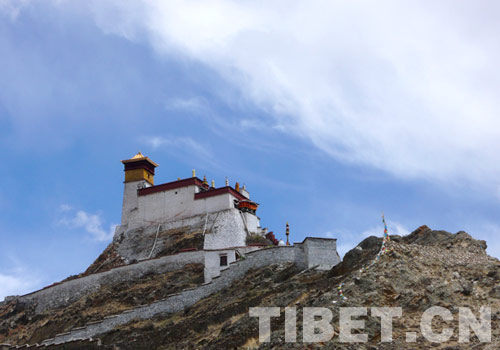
[211,179,215,188]
[203,175,208,185]
[192,169,196,178]
[235,182,240,192]
[131,151,144,159]
[286,222,290,246]
[225,177,229,186]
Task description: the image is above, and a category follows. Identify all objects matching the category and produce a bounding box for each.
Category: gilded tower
[120,152,159,227]
[121,152,158,185]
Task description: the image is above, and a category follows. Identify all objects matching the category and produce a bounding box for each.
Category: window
[220,254,228,267]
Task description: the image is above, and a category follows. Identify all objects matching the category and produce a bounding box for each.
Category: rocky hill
[1,225,500,349]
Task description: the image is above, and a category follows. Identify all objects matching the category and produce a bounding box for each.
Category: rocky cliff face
[1,226,499,349]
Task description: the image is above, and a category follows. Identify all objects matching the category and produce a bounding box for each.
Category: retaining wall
[115,209,251,261]
[41,246,303,345]
[10,237,339,317]
[17,250,205,313]
[5,238,339,347]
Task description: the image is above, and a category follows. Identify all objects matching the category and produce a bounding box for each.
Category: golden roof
[131,152,145,159]
[121,152,159,166]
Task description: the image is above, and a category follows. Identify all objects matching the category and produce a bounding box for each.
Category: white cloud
[3,1,499,188]
[336,243,356,260]
[141,135,208,155]
[58,204,73,212]
[361,220,410,238]
[165,97,205,112]
[144,136,167,150]
[323,220,409,258]
[0,268,41,301]
[79,0,500,186]
[0,0,31,20]
[465,223,500,259]
[58,205,116,242]
[322,231,358,258]
[140,135,215,168]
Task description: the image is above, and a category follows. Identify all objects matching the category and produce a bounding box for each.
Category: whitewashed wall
[130,185,237,228]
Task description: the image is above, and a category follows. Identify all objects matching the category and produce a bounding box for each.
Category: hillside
[1,226,500,349]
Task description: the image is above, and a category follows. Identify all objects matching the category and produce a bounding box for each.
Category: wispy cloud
[58,205,116,242]
[4,1,500,188]
[324,220,410,258]
[165,96,205,112]
[336,243,355,260]
[323,230,360,259]
[75,0,500,188]
[140,135,215,167]
[144,136,167,150]
[466,223,500,259]
[0,267,41,301]
[0,0,31,20]
[323,231,355,258]
[2,0,500,192]
[361,220,410,238]
[324,231,334,238]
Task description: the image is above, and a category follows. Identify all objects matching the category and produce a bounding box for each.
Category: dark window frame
[220,254,228,267]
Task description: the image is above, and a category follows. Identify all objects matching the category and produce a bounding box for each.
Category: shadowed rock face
[330,225,488,278]
[329,235,383,277]
[401,225,487,250]
[2,226,499,349]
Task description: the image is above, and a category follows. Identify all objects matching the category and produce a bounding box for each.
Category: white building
[117,152,265,248]
[113,152,339,282]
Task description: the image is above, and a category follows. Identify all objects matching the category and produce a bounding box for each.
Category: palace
[113,152,340,281]
[118,152,266,251]
[0,153,341,347]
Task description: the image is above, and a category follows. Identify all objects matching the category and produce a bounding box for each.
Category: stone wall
[41,246,304,345]
[127,184,242,230]
[3,237,340,348]
[17,250,205,313]
[115,214,208,262]
[11,237,338,317]
[120,179,151,227]
[203,209,248,250]
[300,238,341,270]
[117,177,264,256]
[114,209,250,262]
[203,249,237,282]
[241,211,261,235]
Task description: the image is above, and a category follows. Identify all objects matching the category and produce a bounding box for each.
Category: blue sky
[1,1,499,300]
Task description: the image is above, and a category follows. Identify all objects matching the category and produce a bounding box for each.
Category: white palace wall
[122,182,247,232]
